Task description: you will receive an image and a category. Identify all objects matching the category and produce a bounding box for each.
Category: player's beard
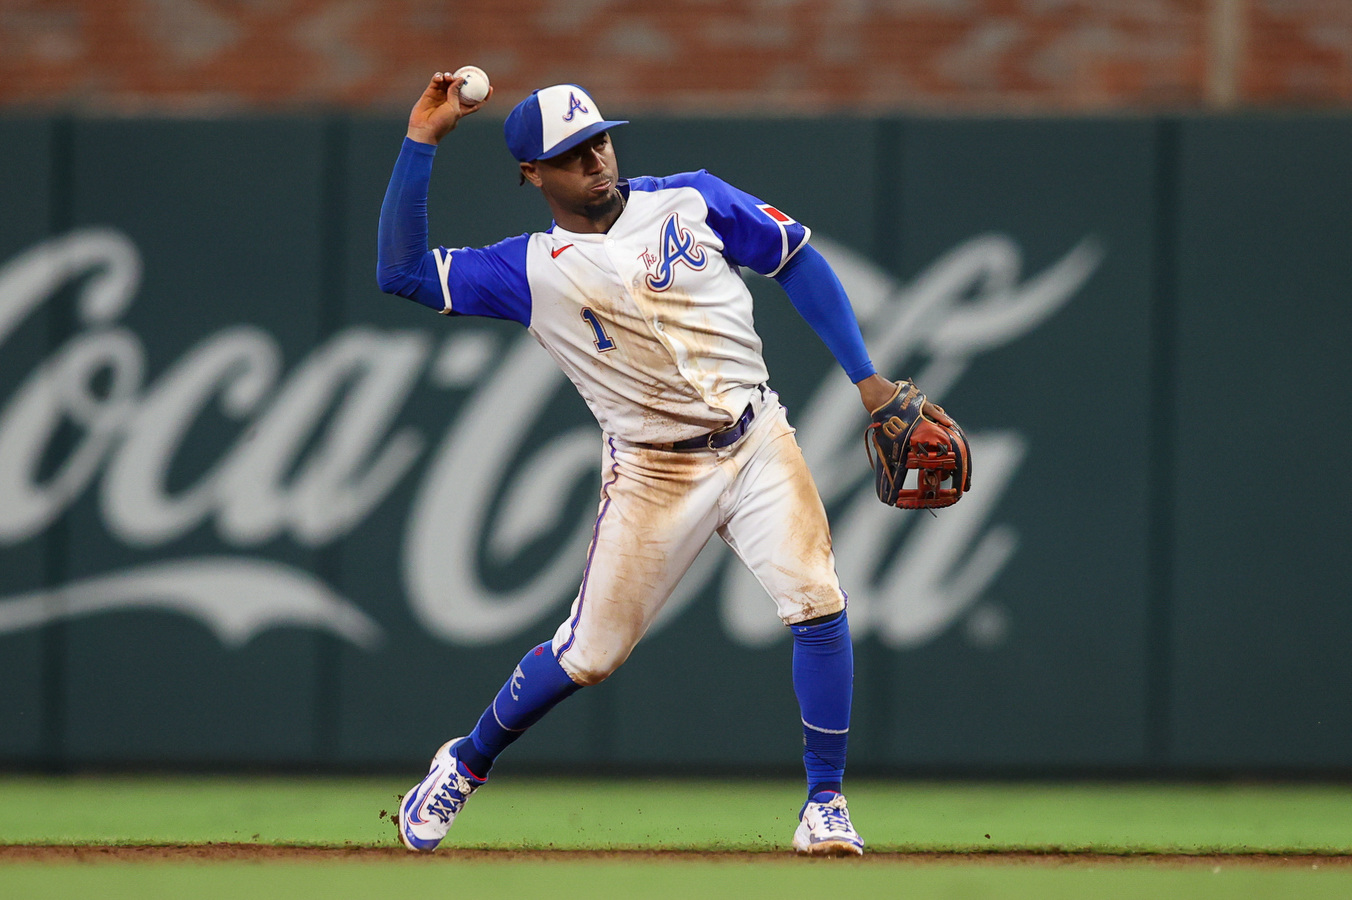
[582,186,624,223]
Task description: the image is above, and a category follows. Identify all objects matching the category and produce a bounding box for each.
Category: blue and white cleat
[792,792,865,856]
[398,737,484,852]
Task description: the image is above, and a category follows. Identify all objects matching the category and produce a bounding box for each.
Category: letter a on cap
[504,83,629,162]
[563,91,589,121]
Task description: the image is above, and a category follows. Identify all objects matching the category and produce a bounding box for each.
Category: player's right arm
[378,72,488,305]
[406,71,492,146]
[377,74,530,325]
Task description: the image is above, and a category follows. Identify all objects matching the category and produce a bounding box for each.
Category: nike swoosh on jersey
[551,244,574,258]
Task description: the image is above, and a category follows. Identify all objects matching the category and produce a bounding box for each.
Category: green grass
[3,776,1352,853]
[4,776,1352,899]
[2,860,1351,900]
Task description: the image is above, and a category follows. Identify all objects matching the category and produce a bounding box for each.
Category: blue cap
[504,84,628,163]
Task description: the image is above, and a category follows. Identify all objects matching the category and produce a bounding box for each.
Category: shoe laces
[425,770,477,824]
[815,794,854,833]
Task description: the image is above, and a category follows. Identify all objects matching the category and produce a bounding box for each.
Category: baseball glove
[864,380,972,509]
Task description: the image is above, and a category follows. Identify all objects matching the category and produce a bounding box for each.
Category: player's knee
[783,595,846,627]
[565,665,611,687]
[559,650,627,686]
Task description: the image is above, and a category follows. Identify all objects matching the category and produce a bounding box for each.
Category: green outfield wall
[0,114,1348,773]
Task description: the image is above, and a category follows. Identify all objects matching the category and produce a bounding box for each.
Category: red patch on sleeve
[758,204,793,224]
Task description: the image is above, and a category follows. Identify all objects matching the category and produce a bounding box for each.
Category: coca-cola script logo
[0,228,1101,651]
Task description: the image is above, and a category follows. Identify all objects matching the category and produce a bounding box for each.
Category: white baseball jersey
[431,171,811,444]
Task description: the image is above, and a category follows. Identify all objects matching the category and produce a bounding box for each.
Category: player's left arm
[772,245,875,384]
[774,246,954,422]
[685,170,906,415]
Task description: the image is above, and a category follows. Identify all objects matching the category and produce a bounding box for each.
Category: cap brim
[537,120,628,161]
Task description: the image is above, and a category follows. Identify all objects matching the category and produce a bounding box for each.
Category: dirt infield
[4,845,1351,867]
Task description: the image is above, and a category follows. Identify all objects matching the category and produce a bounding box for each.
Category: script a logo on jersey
[644,212,708,292]
[563,91,589,122]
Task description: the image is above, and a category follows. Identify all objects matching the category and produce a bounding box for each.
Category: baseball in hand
[453,66,490,104]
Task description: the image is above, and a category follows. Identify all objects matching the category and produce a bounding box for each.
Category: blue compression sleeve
[376,138,442,309]
[461,642,582,778]
[791,611,853,796]
[773,245,876,383]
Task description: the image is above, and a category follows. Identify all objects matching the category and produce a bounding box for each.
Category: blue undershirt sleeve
[377,138,443,311]
[376,138,532,325]
[772,244,876,383]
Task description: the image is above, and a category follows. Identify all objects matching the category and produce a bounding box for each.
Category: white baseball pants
[551,389,847,685]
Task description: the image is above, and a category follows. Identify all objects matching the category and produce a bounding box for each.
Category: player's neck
[548,190,625,234]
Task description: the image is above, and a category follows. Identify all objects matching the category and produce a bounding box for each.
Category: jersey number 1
[581,308,616,352]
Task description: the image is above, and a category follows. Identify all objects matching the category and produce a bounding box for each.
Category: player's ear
[519,162,541,187]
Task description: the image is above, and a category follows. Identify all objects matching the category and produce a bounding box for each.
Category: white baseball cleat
[398,738,484,852]
[793,792,865,856]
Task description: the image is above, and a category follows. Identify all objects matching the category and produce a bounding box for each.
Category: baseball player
[378,72,937,856]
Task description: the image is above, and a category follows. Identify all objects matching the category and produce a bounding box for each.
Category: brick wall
[2,0,1350,113]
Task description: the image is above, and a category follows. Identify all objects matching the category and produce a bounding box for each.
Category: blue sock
[791,611,852,798]
[460,643,581,779]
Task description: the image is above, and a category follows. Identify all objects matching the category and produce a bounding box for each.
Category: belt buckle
[706,421,735,451]
[706,405,749,450]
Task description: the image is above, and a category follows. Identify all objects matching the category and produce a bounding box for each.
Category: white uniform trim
[433,247,454,313]
[759,204,810,277]
[767,224,811,278]
[491,698,528,733]
[802,718,850,735]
